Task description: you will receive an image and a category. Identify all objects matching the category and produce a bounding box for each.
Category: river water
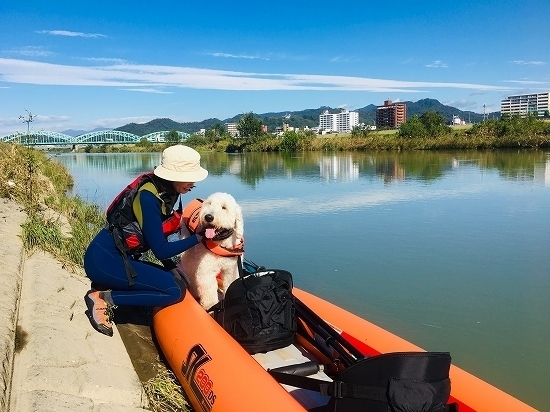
[52,149,550,410]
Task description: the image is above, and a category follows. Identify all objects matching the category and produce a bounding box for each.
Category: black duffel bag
[271,352,457,412]
[319,351,456,412]
[209,269,296,354]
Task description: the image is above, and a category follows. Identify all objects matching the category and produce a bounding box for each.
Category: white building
[224,122,239,137]
[500,92,550,117]
[319,110,359,133]
[452,115,465,125]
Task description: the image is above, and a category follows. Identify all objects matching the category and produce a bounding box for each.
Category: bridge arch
[0,129,191,145]
[75,130,141,144]
[0,131,73,145]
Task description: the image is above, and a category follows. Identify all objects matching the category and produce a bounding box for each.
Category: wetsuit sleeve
[138,190,199,260]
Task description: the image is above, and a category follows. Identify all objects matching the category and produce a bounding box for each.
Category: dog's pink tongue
[205,228,216,239]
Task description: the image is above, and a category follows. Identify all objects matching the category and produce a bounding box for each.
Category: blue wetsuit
[84,189,199,307]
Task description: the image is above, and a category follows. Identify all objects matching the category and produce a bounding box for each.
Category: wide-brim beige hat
[154,145,208,182]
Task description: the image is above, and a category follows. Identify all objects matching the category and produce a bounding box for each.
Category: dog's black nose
[204,214,214,223]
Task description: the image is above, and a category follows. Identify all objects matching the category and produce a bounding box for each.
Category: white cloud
[207,52,269,60]
[330,56,358,63]
[119,88,173,94]
[425,60,449,68]
[0,58,511,93]
[35,115,71,123]
[4,46,53,57]
[0,117,25,129]
[502,79,548,85]
[81,57,128,64]
[0,114,165,135]
[0,114,72,135]
[37,30,107,38]
[443,100,478,110]
[510,60,546,66]
[89,116,159,129]
[206,51,311,62]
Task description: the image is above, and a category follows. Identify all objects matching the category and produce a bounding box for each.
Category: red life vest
[182,198,244,257]
[106,172,182,255]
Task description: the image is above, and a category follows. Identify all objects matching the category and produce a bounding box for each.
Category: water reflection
[319,156,359,181]
[533,159,550,185]
[53,152,161,175]
[53,150,549,187]
[210,150,550,186]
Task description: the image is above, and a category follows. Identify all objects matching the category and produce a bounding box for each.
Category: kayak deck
[252,344,331,409]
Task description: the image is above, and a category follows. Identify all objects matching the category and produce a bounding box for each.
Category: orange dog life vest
[182,198,244,257]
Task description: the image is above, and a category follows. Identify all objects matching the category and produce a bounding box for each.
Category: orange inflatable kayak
[153,285,537,412]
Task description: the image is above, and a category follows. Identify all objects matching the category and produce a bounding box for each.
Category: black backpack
[210,269,296,354]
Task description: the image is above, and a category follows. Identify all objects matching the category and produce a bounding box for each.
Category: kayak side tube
[153,290,306,412]
[293,288,538,412]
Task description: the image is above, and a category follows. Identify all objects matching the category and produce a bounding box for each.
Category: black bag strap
[269,371,458,412]
[110,225,138,287]
[268,371,386,400]
[207,255,245,313]
[237,254,244,278]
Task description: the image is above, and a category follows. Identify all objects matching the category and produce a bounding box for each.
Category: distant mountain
[402,98,497,124]
[116,118,226,136]
[61,127,110,137]
[113,99,500,136]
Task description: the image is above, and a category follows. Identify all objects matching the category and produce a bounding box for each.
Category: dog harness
[182,198,244,257]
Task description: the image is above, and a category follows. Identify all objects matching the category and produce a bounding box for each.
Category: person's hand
[170,268,185,281]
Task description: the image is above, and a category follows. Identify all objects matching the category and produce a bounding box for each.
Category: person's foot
[84,290,115,337]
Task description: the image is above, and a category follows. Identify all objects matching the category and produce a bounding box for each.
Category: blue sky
[1,0,549,136]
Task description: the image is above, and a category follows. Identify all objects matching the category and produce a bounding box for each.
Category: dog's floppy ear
[234,205,244,239]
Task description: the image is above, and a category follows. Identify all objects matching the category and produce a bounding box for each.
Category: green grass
[143,369,192,412]
[0,141,191,411]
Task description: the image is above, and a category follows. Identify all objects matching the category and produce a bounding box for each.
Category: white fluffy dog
[178,192,244,310]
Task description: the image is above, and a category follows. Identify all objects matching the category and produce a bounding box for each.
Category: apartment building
[500,92,550,116]
[319,110,359,133]
[224,122,239,137]
[376,100,407,128]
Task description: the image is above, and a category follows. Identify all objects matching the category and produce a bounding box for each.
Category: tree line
[96,110,550,153]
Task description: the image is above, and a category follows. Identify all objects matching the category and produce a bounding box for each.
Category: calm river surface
[53,149,550,410]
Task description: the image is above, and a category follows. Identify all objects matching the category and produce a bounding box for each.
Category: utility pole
[482,104,488,122]
[17,109,38,204]
[19,109,36,146]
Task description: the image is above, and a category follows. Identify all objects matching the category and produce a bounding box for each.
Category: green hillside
[115,99,500,135]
